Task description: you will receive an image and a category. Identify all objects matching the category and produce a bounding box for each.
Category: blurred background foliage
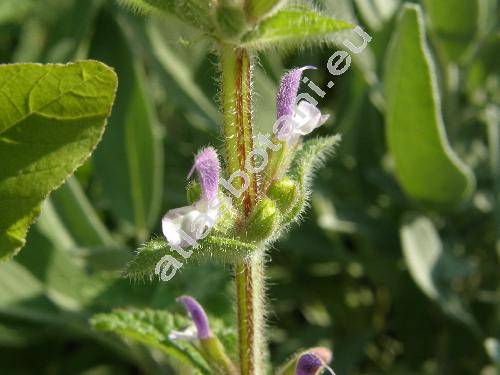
[0,0,499,374]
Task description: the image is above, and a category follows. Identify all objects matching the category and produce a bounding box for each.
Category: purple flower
[275,67,329,146]
[188,147,220,201]
[276,66,315,118]
[171,295,212,340]
[295,353,323,375]
[162,147,221,248]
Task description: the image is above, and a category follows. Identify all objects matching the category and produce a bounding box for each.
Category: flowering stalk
[220,43,264,374]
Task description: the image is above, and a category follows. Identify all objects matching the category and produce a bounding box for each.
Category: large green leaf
[0,61,117,261]
[400,216,479,333]
[241,5,352,49]
[422,0,479,61]
[90,13,163,240]
[384,4,475,207]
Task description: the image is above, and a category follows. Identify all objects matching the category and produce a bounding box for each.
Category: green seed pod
[245,0,284,23]
[267,177,299,215]
[245,197,279,242]
[186,181,202,204]
[215,0,247,39]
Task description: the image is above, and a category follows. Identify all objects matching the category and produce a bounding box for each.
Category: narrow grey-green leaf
[384,4,475,207]
[118,0,214,32]
[91,309,211,374]
[51,176,116,248]
[90,13,163,240]
[400,215,479,333]
[241,5,352,50]
[0,61,117,261]
[147,22,220,128]
[422,0,479,61]
[0,0,34,24]
[13,0,103,63]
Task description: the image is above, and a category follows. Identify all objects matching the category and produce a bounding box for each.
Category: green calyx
[244,197,279,243]
[267,177,299,216]
[200,336,238,374]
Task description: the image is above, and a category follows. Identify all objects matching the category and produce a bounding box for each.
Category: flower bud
[295,353,323,375]
[215,0,247,39]
[176,295,212,339]
[245,197,279,242]
[172,296,237,374]
[267,177,299,214]
[276,347,332,375]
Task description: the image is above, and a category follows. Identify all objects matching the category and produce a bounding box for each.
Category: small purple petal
[276,66,316,119]
[177,295,212,339]
[309,347,332,364]
[188,147,220,201]
[296,353,323,375]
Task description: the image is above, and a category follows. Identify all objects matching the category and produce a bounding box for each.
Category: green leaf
[384,4,475,207]
[400,215,479,333]
[422,0,479,61]
[117,0,214,32]
[91,309,211,373]
[286,135,341,223]
[147,22,221,129]
[13,0,103,63]
[90,13,163,240]
[241,5,353,50]
[125,235,258,281]
[354,0,400,31]
[0,0,34,24]
[50,176,116,248]
[0,61,117,261]
[485,337,500,364]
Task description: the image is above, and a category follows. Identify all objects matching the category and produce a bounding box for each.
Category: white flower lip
[162,198,220,248]
[277,100,330,146]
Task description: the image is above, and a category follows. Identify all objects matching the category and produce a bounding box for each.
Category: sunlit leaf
[384,4,475,207]
[0,61,117,261]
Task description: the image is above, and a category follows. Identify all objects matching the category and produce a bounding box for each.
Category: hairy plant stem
[220,43,265,374]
